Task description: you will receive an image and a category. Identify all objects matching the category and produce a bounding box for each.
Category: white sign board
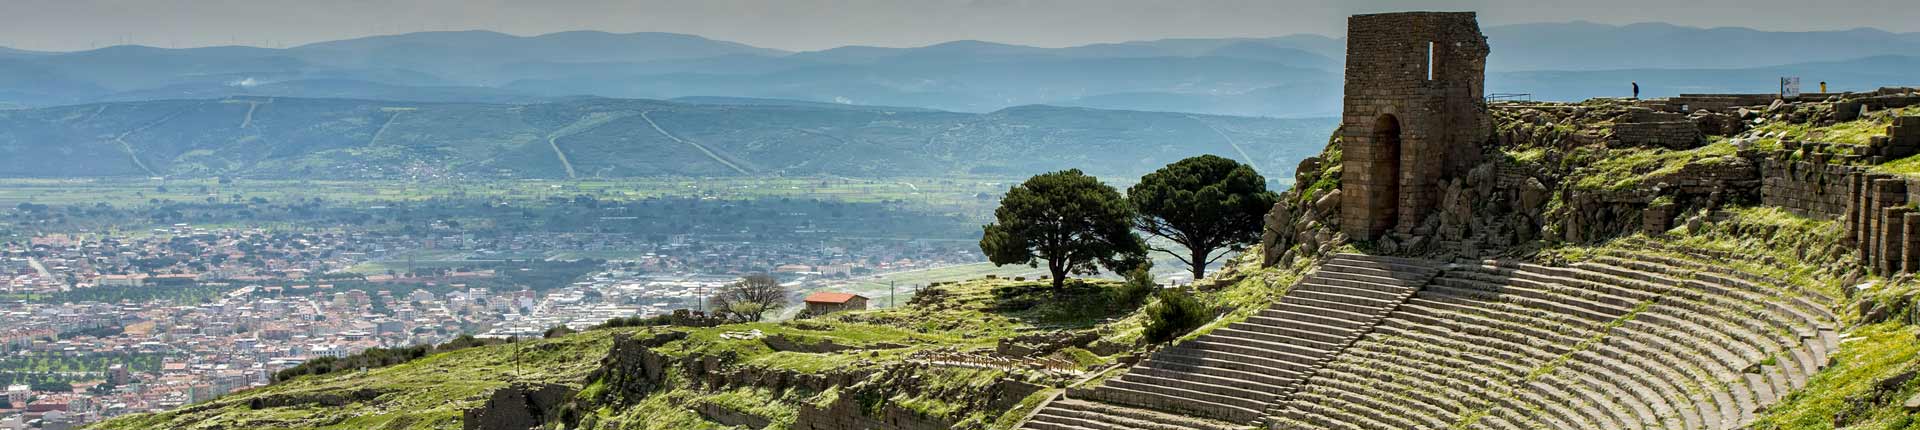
[1780,77,1801,98]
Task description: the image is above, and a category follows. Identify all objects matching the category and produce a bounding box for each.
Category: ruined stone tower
[1339,12,1490,240]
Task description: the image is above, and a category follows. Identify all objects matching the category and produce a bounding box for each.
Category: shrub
[1111,264,1157,309]
[544,325,576,339]
[1142,290,1212,344]
[271,335,509,383]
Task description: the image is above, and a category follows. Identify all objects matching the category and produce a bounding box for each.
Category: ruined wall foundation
[1758,115,1920,275]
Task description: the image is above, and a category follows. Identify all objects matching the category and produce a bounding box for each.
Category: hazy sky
[1,0,1914,52]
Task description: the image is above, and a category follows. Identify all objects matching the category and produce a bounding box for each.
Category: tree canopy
[1128,155,1278,280]
[981,169,1146,289]
[712,273,787,322]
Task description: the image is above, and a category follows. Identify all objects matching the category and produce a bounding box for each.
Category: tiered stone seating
[1021,399,1246,430]
[1075,254,1438,423]
[1265,245,1839,430]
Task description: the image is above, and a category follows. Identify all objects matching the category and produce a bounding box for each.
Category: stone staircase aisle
[1019,253,1441,429]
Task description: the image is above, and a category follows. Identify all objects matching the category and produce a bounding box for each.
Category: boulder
[1519,178,1549,216]
[1294,156,1322,185]
[1313,189,1343,214]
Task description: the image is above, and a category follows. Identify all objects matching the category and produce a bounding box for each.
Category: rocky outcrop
[464,383,574,430]
[794,364,1045,430]
[795,393,957,430]
[996,330,1098,358]
[1261,145,1349,268]
[1559,154,1761,241]
[696,402,775,429]
[561,329,690,421]
[763,334,874,353]
[1261,95,1801,261]
[245,388,385,410]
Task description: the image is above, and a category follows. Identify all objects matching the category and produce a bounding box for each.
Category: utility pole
[889,280,896,309]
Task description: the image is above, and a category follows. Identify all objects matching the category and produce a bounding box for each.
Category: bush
[1142,290,1212,344]
[271,335,510,383]
[1111,264,1157,309]
[544,325,576,339]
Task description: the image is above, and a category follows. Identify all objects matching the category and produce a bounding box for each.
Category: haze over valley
[1,22,1917,117]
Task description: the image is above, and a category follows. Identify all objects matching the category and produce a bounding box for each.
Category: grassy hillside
[91,252,1308,430]
[94,330,616,429]
[0,96,1332,180]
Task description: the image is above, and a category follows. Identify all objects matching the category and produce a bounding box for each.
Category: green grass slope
[92,331,616,430]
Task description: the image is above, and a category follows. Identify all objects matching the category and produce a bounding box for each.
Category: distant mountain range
[0,96,1333,180]
[0,22,1916,117]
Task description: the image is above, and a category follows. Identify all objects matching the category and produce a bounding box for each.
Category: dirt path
[110,108,192,176]
[79,105,106,124]
[642,110,750,175]
[1188,115,1264,173]
[546,134,579,178]
[544,111,638,179]
[26,256,52,279]
[369,110,404,146]
[239,99,271,129]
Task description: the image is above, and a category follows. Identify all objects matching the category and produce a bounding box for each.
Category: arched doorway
[1371,114,1402,236]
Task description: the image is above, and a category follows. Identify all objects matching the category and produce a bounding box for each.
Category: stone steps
[1127,365,1291,397]
[1595,250,1835,329]
[1082,382,1267,423]
[1237,314,1362,345]
[1591,255,1828,338]
[1021,399,1250,430]
[1615,238,1842,311]
[1411,288,1685,426]
[1023,245,1839,430]
[1550,262,1794,361]
[1568,260,1826,403]
[1276,293,1653,429]
[1255,307,1367,330]
[1573,261,1804,348]
[1477,261,1775,369]
[1313,352,1471,425]
[1199,329,1340,360]
[1262,245,1839,430]
[1110,372,1275,408]
[1432,270,1746,428]
[1060,254,1438,426]
[1138,354,1302,389]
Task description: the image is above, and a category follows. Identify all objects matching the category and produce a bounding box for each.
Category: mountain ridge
[1,22,1917,117]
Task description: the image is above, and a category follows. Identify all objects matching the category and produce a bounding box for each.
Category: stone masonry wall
[1807,170,1905,274]
[1760,160,1859,219]
[1338,11,1490,240]
[1615,114,1704,149]
[1756,115,1920,275]
[697,402,775,429]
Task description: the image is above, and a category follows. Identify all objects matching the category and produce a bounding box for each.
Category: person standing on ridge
[1632,82,1640,99]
